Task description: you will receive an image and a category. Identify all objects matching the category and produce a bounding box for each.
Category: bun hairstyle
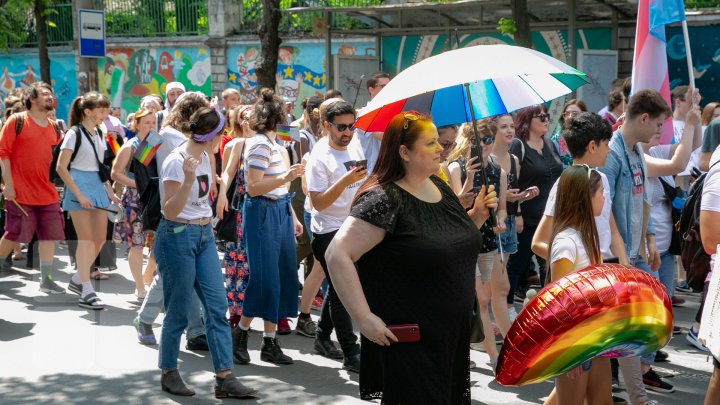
[249,88,286,133]
[69,91,110,127]
[306,96,323,122]
[188,106,224,143]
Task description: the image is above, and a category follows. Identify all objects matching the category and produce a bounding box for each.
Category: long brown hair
[355,111,435,199]
[550,165,602,272]
[702,102,720,126]
[69,91,109,127]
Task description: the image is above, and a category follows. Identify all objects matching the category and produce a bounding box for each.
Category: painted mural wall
[226,40,376,117]
[666,24,720,104]
[382,28,612,131]
[0,51,78,122]
[98,47,212,118]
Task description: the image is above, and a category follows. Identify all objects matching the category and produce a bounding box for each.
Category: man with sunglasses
[356,72,390,174]
[305,100,366,373]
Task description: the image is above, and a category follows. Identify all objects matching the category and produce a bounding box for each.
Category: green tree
[34,0,51,83]
[256,0,282,90]
[0,0,31,51]
[510,0,531,48]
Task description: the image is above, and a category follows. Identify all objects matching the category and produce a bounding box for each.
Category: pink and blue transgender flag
[631,0,686,144]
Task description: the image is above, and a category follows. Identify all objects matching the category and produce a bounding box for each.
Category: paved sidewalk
[0,245,713,404]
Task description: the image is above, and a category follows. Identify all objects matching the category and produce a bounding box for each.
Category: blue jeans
[155,219,233,372]
[634,257,659,365]
[137,272,205,339]
[241,195,299,323]
[657,250,675,299]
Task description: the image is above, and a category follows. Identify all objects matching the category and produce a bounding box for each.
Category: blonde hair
[130,108,155,132]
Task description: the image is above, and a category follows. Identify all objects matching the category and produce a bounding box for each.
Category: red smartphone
[387,324,421,343]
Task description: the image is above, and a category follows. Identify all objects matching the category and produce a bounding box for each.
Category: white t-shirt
[544,171,613,260]
[156,126,187,170]
[647,144,674,253]
[306,137,366,234]
[60,126,107,172]
[160,149,213,220]
[356,104,381,174]
[550,227,591,275]
[700,147,720,264]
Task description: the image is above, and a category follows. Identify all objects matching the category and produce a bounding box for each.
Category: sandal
[78,292,105,310]
[90,270,110,280]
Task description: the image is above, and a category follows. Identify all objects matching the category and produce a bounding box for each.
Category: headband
[191,106,225,143]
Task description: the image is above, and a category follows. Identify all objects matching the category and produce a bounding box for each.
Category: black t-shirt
[509,138,563,227]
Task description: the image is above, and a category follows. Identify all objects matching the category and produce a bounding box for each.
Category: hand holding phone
[386,324,421,343]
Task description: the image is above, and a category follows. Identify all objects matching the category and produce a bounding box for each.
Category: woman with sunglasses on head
[447,119,507,368]
[155,105,257,399]
[507,105,563,320]
[326,112,498,404]
[543,165,612,405]
[550,99,588,169]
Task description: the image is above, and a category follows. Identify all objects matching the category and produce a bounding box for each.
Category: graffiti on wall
[0,52,78,122]
[98,47,212,118]
[382,29,612,132]
[226,41,375,116]
[666,24,720,104]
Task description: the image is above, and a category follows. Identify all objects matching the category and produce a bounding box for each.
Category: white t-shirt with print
[306,137,366,234]
[550,228,592,275]
[545,171,612,260]
[160,149,213,220]
[701,147,720,264]
[60,126,107,172]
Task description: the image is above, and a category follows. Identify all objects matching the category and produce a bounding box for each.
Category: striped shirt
[245,133,288,198]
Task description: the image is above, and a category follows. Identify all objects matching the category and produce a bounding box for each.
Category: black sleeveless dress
[349,176,483,404]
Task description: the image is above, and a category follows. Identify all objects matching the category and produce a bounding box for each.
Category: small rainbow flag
[134,130,164,166]
[276,125,301,143]
[106,133,121,156]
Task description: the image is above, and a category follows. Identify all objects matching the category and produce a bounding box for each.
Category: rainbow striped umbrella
[354,44,588,132]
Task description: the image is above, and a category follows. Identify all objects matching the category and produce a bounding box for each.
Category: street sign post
[78,9,105,58]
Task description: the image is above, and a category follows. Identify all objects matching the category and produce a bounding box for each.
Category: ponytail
[69,97,84,127]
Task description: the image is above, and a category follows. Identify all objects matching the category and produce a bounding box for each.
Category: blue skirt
[62,169,110,211]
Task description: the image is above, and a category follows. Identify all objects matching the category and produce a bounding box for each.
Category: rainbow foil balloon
[495,264,672,386]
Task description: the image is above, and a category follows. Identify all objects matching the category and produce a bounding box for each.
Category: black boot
[214,372,259,399]
[232,327,251,365]
[260,337,294,364]
[161,369,195,396]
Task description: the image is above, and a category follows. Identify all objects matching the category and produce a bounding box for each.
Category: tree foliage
[0,0,32,52]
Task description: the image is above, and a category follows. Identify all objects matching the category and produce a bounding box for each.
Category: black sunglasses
[533,113,550,122]
[328,122,354,132]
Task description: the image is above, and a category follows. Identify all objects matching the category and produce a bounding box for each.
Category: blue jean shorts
[500,214,518,254]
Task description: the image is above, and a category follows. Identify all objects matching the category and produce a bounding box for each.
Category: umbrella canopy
[355,44,588,132]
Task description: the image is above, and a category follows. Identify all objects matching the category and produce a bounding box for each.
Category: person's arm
[532,215,553,260]
[309,167,367,212]
[216,140,243,219]
[221,142,234,173]
[609,213,629,265]
[162,156,198,220]
[700,152,712,172]
[645,107,700,177]
[0,116,18,200]
[110,144,136,188]
[326,217,398,346]
[550,259,575,283]
[700,211,720,256]
[245,142,303,197]
[494,169,508,233]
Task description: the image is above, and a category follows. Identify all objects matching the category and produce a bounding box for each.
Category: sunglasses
[533,113,550,122]
[328,122,354,132]
[563,111,580,119]
[574,163,595,179]
[440,140,456,150]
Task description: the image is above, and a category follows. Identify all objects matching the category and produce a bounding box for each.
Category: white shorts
[475,251,497,283]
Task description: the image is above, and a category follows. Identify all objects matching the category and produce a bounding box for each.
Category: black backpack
[131,146,161,232]
[678,160,720,291]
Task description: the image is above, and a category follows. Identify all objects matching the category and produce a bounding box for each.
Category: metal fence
[22,3,74,47]
[103,0,208,37]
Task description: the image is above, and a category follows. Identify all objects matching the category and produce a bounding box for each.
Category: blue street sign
[79,9,105,58]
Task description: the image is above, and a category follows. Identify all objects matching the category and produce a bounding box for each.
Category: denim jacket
[599,130,655,260]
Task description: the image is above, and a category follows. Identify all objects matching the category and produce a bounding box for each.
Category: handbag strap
[230,141,247,209]
[77,125,104,169]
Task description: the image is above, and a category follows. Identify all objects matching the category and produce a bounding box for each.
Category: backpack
[128,138,161,232]
[10,112,79,184]
[678,160,720,291]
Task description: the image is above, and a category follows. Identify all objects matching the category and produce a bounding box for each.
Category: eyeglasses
[481,135,494,145]
[440,140,456,150]
[563,111,580,119]
[328,122,354,132]
[574,163,595,179]
[533,113,550,122]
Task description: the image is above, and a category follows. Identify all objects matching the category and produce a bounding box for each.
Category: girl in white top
[155,106,258,399]
[57,92,120,310]
[545,165,610,405]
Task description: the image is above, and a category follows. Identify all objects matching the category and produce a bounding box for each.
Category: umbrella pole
[463,84,504,263]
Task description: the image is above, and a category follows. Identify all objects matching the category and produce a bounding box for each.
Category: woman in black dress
[326,112,498,404]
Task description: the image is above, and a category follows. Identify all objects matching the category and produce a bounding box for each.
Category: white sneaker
[686,327,709,352]
[508,307,518,323]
